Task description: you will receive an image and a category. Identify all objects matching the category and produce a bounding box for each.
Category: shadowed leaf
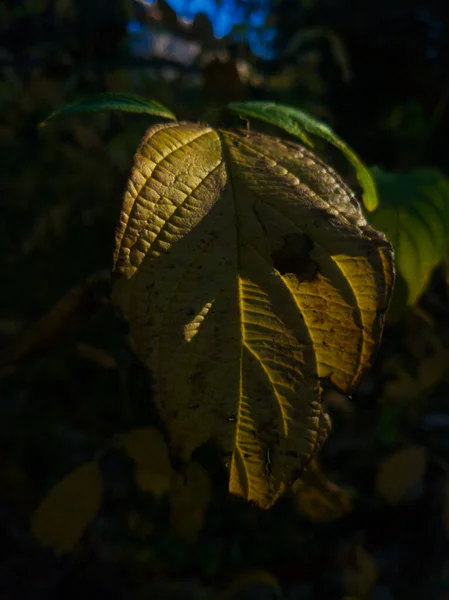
[169,461,211,542]
[118,427,176,497]
[375,445,427,504]
[30,461,102,556]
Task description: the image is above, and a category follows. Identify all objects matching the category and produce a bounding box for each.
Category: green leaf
[227,101,378,211]
[40,93,176,126]
[370,168,449,304]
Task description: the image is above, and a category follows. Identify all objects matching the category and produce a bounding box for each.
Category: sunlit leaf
[118,427,176,497]
[30,461,102,556]
[227,101,378,211]
[370,168,449,304]
[169,461,211,542]
[40,93,176,126]
[375,445,427,504]
[112,122,394,509]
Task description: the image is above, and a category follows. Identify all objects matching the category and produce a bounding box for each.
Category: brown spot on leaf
[272,233,319,283]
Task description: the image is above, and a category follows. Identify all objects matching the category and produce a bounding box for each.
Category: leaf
[220,570,281,600]
[341,544,378,598]
[375,445,427,505]
[370,168,449,304]
[227,101,378,211]
[292,460,352,522]
[40,93,176,127]
[112,122,394,509]
[169,461,211,542]
[118,427,176,497]
[30,461,102,556]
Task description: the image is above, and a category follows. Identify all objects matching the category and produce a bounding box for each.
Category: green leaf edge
[227,101,379,212]
[40,92,177,127]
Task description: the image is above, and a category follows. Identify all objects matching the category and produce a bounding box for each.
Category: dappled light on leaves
[112,122,394,509]
[30,461,102,556]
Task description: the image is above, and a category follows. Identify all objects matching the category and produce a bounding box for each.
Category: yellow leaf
[118,427,176,497]
[292,462,352,522]
[169,461,211,542]
[112,122,394,509]
[376,445,426,505]
[30,461,102,556]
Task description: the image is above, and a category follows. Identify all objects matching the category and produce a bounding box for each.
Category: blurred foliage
[1,0,449,599]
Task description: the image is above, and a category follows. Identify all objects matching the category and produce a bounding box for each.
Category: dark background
[1,1,449,599]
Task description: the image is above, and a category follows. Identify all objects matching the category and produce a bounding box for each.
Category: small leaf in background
[40,93,176,126]
[118,427,176,497]
[169,461,211,543]
[220,570,282,600]
[340,544,378,599]
[292,461,352,523]
[375,445,427,505]
[370,168,449,304]
[30,461,102,556]
[227,101,378,211]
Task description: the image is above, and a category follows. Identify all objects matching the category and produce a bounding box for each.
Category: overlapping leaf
[112,122,394,509]
[370,168,449,304]
[228,101,379,211]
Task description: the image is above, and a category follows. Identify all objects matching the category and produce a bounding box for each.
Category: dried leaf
[112,122,394,509]
[119,427,176,497]
[376,445,426,505]
[30,461,102,556]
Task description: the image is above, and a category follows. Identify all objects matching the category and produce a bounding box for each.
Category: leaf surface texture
[112,122,394,508]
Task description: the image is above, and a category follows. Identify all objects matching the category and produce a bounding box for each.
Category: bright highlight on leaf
[30,461,102,556]
[112,122,394,509]
[40,93,176,127]
[370,168,449,304]
[227,101,379,211]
